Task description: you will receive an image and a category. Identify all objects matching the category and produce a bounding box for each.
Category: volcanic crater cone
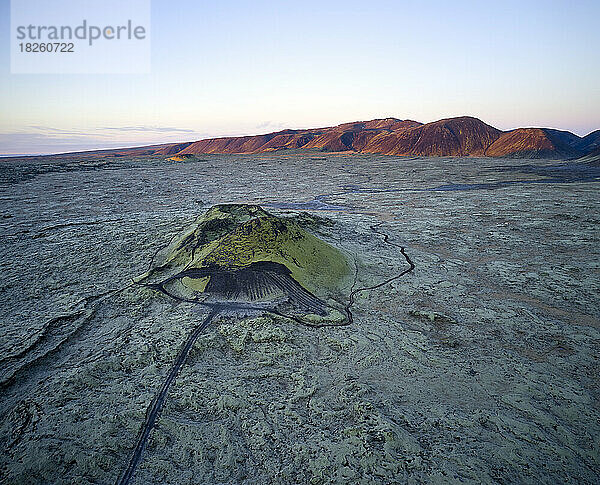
[136,204,351,324]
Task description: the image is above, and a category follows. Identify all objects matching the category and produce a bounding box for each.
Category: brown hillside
[486,128,582,159]
[361,117,501,156]
[299,118,421,152]
[32,117,595,159]
[177,119,421,154]
[178,134,279,154]
[152,142,193,156]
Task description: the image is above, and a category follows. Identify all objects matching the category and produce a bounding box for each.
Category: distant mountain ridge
[171,116,599,159]
[27,117,600,159]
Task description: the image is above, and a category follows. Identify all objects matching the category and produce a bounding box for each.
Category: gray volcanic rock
[0,152,598,484]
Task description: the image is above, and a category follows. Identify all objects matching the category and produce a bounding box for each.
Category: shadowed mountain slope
[544,129,583,149]
[577,130,600,154]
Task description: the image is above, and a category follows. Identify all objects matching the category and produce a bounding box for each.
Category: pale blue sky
[1,0,599,154]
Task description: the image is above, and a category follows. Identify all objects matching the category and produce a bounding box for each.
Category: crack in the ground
[0,287,129,390]
[115,305,222,485]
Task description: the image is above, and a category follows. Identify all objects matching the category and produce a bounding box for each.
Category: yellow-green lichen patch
[166,204,267,268]
[181,276,209,292]
[198,215,349,294]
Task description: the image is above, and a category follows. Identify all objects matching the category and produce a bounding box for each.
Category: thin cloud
[255,121,287,132]
[26,125,197,136]
[27,126,96,137]
[100,126,196,133]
